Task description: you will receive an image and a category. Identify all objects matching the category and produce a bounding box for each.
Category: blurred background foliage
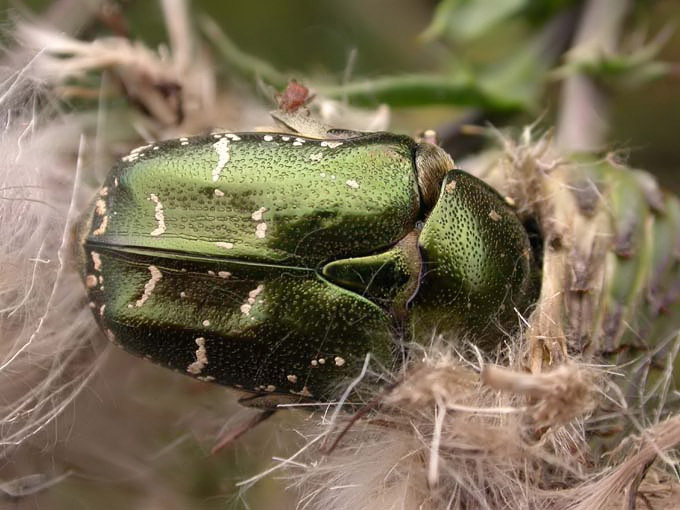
[1,0,679,509]
[7,0,680,180]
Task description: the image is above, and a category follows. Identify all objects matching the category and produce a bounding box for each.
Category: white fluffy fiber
[274,337,679,509]
[0,48,104,455]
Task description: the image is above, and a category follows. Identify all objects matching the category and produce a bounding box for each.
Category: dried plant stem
[565,415,680,510]
[556,0,631,151]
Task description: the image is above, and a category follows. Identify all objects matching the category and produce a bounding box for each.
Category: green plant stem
[320,75,523,111]
[199,15,289,88]
[200,14,525,112]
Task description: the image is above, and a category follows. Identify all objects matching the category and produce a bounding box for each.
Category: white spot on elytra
[179,137,188,142]
[334,356,346,366]
[85,274,97,288]
[148,193,166,236]
[346,179,359,189]
[287,374,298,383]
[214,189,225,197]
[292,141,303,146]
[91,251,102,271]
[202,319,211,327]
[211,137,230,182]
[251,207,268,221]
[92,215,108,236]
[281,136,290,141]
[95,199,107,216]
[309,152,323,161]
[135,265,161,307]
[218,271,231,279]
[265,385,276,392]
[187,337,208,374]
[318,358,326,365]
[321,140,343,148]
[311,360,318,366]
[240,284,264,315]
[99,304,106,316]
[180,141,189,146]
[248,285,264,304]
[250,207,268,239]
[99,187,108,197]
[215,242,234,249]
[130,143,152,154]
[225,133,241,141]
[263,135,274,141]
[180,291,187,298]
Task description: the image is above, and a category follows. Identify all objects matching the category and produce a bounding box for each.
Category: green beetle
[77,131,540,407]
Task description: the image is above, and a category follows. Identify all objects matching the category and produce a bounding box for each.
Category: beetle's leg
[211,409,277,454]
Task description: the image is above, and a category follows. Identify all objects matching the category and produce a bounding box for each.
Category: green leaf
[319,72,526,111]
[421,0,529,43]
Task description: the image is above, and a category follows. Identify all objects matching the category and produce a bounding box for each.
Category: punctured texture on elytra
[77,131,540,405]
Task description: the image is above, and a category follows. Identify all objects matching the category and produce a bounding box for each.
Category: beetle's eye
[414,142,454,211]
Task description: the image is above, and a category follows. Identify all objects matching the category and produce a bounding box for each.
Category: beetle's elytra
[77,131,540,407]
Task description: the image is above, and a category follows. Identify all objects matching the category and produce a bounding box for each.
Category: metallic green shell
[413,170,539,346]
[89,133,422,268]
[78,131,539,405]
